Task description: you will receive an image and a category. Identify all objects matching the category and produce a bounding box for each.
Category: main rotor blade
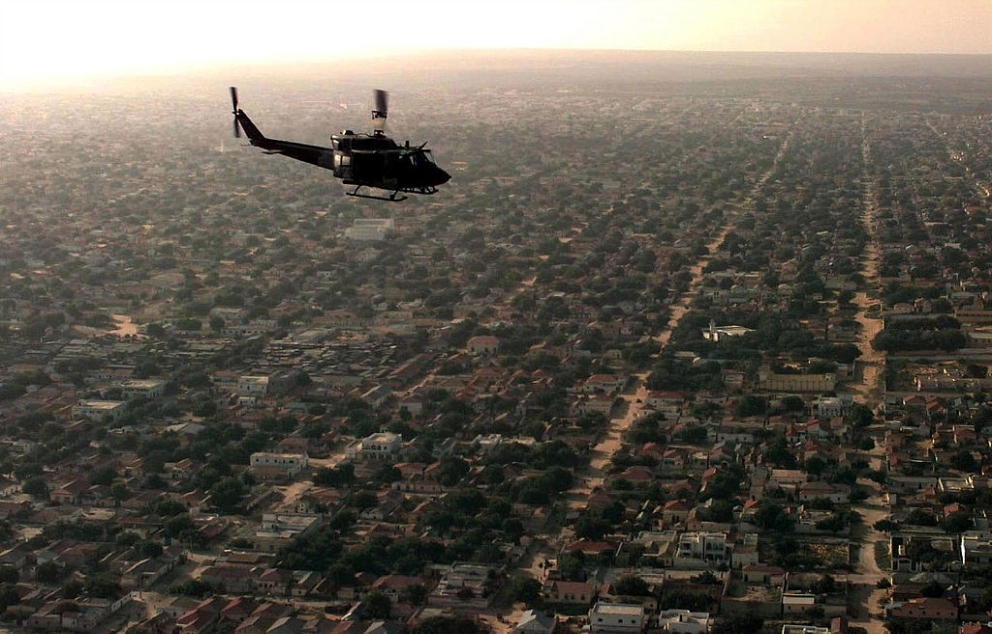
[372,89,388,135]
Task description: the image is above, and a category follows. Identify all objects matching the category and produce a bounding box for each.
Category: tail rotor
[230,86,241,138]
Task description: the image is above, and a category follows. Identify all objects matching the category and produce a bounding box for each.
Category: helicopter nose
[434,167,451,186]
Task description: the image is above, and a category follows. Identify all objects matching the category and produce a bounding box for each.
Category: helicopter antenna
[371,89,388,137]
[230,86,241,138]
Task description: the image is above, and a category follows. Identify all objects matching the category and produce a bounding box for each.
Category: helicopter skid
[345,183,441,201]
[347,189,408,202]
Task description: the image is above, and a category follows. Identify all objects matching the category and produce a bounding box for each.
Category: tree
[168,579,215,598]
[62,580,83,600]
[506,577,542,606]
[941,511,974,534]
[139,540,164,559]
[209,477,246,514]
[0,583,19,611]
[754,500,795,533]
[400,583,429,607]
[365,591,391,619]
[350,491,378,511]
[410,616,483,634]
[85,575,122,599]
[34,561,61,584]
[437,456,470,487]
[812,574,837,594]
[679,425,709,445]
[313,463,355,487]
[874,519,899,532]
[613,575,651,597]
[0,566,18,584]
[111,482,131,503]
[804,456,828,477]
[712,612,763,634]
[89,466,117,486]
[373,464,402,485]
[22,477,48,499]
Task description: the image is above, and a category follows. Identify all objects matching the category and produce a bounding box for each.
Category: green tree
[712,612,763,634]
[0,583,19,611]
[209,477,246,514]
[34,561,61,584]
[89,466,117,486]
[506,577,542,606]
[400,583,429,606]
[365,591,391,619]
[410,616,482,634]
[0,566,18,584]
[22,477,48,499]
[613,575,651,596]
[373,464,402,485]
[437,456,470,486]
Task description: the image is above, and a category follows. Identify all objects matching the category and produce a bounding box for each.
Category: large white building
[72,400,126,423]
[250,452,309,479]
[120,379,166,400]
[588,602,645,634]
[961,533,992,566]
[345,218,394,241]
[674,531,731,568]
[346,432,402,461]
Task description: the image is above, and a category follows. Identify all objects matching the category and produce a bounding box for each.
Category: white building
[674,531,730,568]
[811,395,851,418]
[120,379,166,400]
[345,218,394,241]
[588,602,645,634]
[781,626,831,634]
[238,376,269,397]
[250,452,309,478]
[72,400,126,423]
[657,610,712,634]
[346,432,403,461]
[961,533,992,566]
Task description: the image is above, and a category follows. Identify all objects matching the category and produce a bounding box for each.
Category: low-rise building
[120,379,166,400]
[346,432,402,461]
[657,609,711,634]
[674,531,730,569]
[588,601,645,634]
[249,453,309,480]
[72,400,126,423]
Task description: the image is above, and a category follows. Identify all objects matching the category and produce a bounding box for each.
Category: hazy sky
[2,0,990,90]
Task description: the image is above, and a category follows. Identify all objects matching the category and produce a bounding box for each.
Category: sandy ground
[846,123,887,408]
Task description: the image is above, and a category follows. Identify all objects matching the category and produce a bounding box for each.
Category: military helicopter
[230,87,450,201]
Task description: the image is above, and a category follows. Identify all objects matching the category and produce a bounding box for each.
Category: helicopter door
[334,151,352,179]
[382,153,400,188]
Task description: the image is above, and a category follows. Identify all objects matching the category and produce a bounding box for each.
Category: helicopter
[230,87,450,201]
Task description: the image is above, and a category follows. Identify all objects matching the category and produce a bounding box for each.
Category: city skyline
[2,0,991,91]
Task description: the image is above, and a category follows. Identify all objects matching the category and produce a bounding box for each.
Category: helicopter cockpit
[404,150,437,167]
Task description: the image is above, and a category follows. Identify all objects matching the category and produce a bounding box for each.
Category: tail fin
[235,110,265,142]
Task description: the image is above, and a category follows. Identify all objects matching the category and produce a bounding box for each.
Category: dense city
[2,51,992,634]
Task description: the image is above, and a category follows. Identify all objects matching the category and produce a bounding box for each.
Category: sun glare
[1,0,990,92]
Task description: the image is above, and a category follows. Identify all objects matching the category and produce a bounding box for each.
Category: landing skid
[346,185,407,202]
